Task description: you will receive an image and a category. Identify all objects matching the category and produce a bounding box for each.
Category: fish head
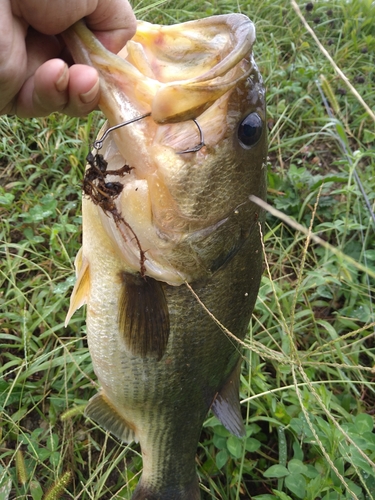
[63,14,267,285]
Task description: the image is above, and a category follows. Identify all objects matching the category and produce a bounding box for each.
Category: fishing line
[184,280,248,355]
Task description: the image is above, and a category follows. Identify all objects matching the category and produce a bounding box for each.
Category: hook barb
[177,119,205,154]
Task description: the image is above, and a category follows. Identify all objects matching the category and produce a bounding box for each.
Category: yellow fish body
[63,14,267,499]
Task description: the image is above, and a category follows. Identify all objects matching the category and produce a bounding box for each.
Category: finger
[1,29,63,115]
[0,2,28,114]
[13,0,137,52]
[12,0,96,34]
[86,0,137,53]
[15,60,99,117]
[61,64,101,117]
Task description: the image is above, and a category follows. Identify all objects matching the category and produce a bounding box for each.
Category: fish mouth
[62,16,261,285]
[63,14,255,124]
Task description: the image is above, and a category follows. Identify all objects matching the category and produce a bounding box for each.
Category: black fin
[131,478,200,500]
[211,360,246,437]
[85,392,137,443]
[118,272,170,360]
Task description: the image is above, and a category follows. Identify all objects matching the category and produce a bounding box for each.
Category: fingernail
[79,79,100,104]
[55,64,69,92]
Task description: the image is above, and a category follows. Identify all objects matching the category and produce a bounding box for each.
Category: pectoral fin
[85,392,137,443]
[211,359,245,437]
[118,272,170,360]
[65,248,90,327]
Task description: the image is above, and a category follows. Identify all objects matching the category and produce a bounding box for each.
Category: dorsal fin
[118,272,170,360]
[211,359,245,437]
[85,392,137,443]
[65,248,90,327]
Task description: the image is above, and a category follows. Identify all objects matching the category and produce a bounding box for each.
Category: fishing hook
[92,113,205,154]
[177,119,205,154]
[93,113,152,150]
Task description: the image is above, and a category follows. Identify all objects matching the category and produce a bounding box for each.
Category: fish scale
[85,224,262,495]
[63,13,267,499]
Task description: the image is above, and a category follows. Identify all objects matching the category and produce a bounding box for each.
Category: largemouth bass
[63,14,267,499]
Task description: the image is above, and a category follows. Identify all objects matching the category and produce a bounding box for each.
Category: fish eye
[237,112,263,148]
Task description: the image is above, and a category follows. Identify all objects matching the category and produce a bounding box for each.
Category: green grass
[1,0,375,498]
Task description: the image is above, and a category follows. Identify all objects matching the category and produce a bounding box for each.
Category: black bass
[63,14,267,499]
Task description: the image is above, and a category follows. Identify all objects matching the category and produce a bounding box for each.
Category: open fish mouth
[64,14,255,125]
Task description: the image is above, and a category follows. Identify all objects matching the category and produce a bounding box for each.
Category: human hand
[1,0,136,117]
